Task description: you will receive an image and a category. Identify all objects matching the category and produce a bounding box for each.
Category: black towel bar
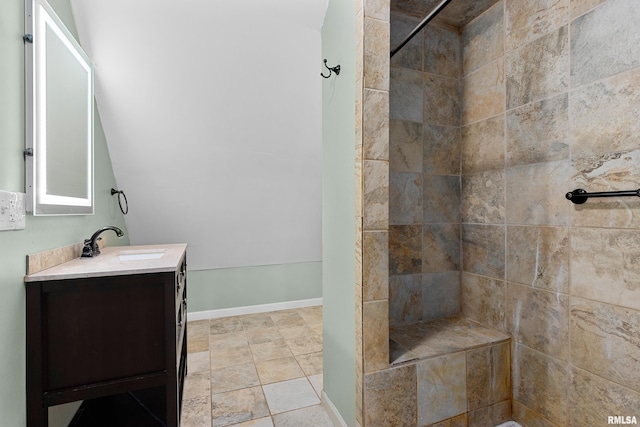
[565,188,640,204]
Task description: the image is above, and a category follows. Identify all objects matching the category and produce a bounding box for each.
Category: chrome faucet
[81,226,125,257]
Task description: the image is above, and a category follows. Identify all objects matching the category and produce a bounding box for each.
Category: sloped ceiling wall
[71,0,328,270]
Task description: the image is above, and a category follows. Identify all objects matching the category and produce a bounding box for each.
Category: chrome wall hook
[321,59,341,79]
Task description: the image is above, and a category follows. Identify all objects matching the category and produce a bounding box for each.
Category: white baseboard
[322,391,349,427]
[187,297,322,321]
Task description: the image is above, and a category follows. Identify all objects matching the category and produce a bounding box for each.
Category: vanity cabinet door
[42,273,169,390]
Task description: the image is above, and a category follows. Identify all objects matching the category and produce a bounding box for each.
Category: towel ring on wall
[111,188,129,215]
[321,59,341,78]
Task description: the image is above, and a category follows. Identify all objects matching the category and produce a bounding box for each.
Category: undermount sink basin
[117,249,166,261]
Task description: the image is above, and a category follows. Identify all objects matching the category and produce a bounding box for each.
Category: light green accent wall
[321,0,357,425]
[0,0,128,425]
[187,262,322,312]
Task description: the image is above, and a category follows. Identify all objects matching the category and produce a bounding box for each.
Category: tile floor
[181,306,335,427]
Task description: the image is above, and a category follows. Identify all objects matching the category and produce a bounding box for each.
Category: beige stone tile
[210,316,243,335]
[423,124,461,175]
[467,342,511,411]
[363,300,389,372]
[461,114,505,174]
[427,413,467,427]
[363,159,389,230]
[285,334,323,356]
[507,283,570,361]
[424,74,460,127]
[462,58,505,125]
[569,367,640,426]
[418,352,467,425]
[570,0,606,18]
[255,356,305,385]
[355,146,363,218]
[364,0,389,21]
[188,335,210,354]
[423,175,460,224]
[512,343,568,422]
[263,378,320,414]
[390,172,422,225]
[211,386,270,427]
[422,224,460,273]
[462,224,505,280]
[250,339,293,362]
[183,370,210,400]
[308,373,323,397]
[570,68,640,158]
[467,400,511,427]
[422,272,461,320]
[461,170,506,224]
[363,364,417,427]
[570,298,640,392]
[210,362,260,394]
[511,401,558,427]
[462,0,504,75]
[240,313,275,330]
[269,309,306,328]
[272,404,334,427]
[506,161,571,226]
[570,228,640,311]
[231,418,273,427]
[210,331,249,351]
[424,24,461,78]
[356,215,363,286]
[570,150,640,229]
[389,224,422,275]
[278,324,314,340]
[296,305,322,326]
[187,351,210,373]
[245,327,283,345]
[363,89,389,161]
[295,351,323,376]
[362,231,389,301]
[506,225,569,293]
[390,119,422,173]
[571,0,640,86]
[364,17,389,91]
[210,345,254,370]
[505,0,568,51]
[188,320,210,353]
[390,67,423,123]
[390,13,422,71]
[461,272,506,332]
[389,274,423,326]
[181,395,212,427]
[506,93,569,167]
[505,26,568,110]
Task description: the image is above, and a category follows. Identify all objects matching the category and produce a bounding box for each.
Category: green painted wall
[0,0,128,424]
[187,262,322,312]
[321,0,357,425]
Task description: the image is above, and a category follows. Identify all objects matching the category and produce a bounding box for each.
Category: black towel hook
[321,59,341,79]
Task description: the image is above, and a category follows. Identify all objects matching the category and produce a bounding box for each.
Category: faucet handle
[81,240,94,258]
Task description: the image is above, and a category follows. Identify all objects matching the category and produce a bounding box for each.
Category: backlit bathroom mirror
[25,0,94,215]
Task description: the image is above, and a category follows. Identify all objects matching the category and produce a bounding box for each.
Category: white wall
[71,0,327,271]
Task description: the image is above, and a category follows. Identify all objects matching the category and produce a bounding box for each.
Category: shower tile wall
[389,13,462,326]
[457,0,640,425]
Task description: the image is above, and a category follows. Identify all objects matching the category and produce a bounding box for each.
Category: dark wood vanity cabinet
[25,250,187,427]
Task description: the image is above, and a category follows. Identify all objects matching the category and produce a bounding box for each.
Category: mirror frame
[25,0,94,215]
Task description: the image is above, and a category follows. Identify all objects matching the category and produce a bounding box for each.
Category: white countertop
[24,243,187,282]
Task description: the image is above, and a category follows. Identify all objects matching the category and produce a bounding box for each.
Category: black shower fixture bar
[565,188,640,204]
[321,59,341,78]
[390,0,453,58]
